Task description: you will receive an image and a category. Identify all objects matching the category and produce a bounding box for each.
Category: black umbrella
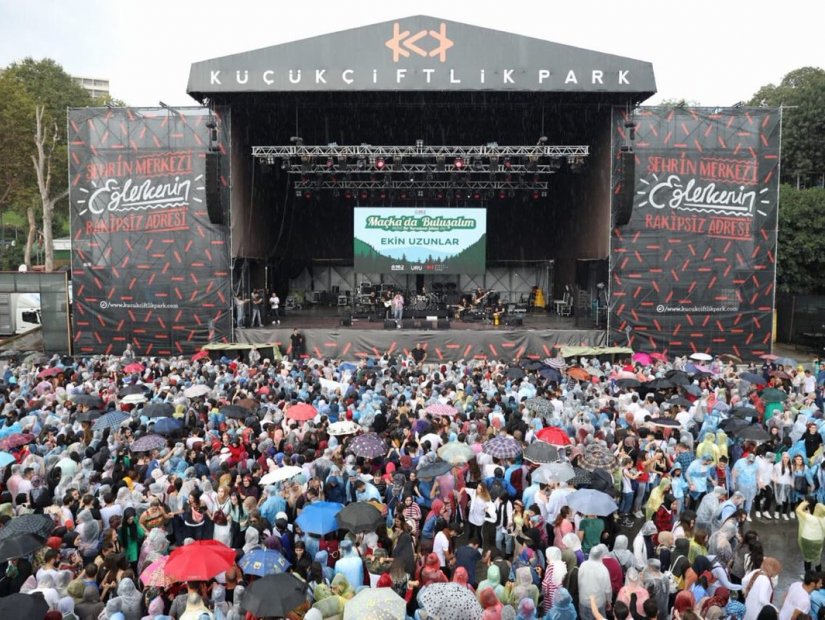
[719,418,750,433]
[0,592,48,618]
[615,378,641,389]
[669,396,693,408]
[241,572,308,618]
[417,459,453,480]
[588,468,617,497]
[730,406,759,419]
[646,378,676,390]
[505,366,525,380]
[337,502,384,533]
[75,409,103,423]
[649,417,681,428]
[118,384,146,396]
[665,370,691,386]
[69,394,104,408]
[141,403,175,418]
[568,466,593,488]
[740,372,766,385]
[0,513,56,542]
[733,425,770,443]
[522,360,545,371]
[220,405,253,420]
[0,533,48,562]
[523,441,559,464]
[539,367,563,382]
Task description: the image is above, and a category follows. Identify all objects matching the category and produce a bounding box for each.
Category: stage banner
[354,207,486,274]
[609,107,781,358]
[68,107,232,356]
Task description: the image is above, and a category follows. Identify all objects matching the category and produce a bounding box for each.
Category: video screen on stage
[354,208,486,274]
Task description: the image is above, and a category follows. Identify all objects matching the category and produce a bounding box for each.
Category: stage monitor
[354,207,486,275]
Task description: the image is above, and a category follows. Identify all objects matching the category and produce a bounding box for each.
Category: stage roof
[188,15,656,99]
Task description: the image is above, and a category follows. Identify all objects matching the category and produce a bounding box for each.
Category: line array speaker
[614,150,636,227]
[205,152,223,225]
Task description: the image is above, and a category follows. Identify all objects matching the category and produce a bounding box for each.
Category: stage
[234,307,607,361]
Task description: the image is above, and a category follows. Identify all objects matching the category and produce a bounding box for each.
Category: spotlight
[356,157,366,170]
[325,157,334,169]
[344,190,353,200]
[454,157,464,170]
[294,189,302,197]
[290,136,304,146]
[531,190,540,200]
[265,156,275,166]
[303,191,313,200]
[498,190,506,200]
[503,158,512,170]
[416,139,424,148]
[280,160,288,170]
[375,157,385,170]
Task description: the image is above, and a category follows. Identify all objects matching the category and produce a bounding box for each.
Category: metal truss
[293,179,549,190]
[288,163,560,175]
[252,144,589,159]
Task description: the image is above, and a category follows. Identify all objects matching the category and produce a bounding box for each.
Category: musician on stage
[472,288,488,306]
[391,291,405,323]
[454,296,471,321]
[492,300,506,326]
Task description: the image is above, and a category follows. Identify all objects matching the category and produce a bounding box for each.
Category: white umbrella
[121,393,146,404]
[259,466,303,486]
[689,352,713,362]
[532,462,575,484]
[327,420,361,436]
[184,384,211,398]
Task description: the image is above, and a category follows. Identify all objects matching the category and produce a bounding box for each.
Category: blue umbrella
[0,452,14,468]
[339,362,357,373]
[295,501,343,535]
[151,417,183,435]
[539,366,562,382]
[238,548,291,577]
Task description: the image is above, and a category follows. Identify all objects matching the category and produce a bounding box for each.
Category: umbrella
[648,417,681,428]
[539,367,563,382]
[417,582,484,620]
[740,372,766,385]
[568,466,594,487]
[730,406,759,419]
[36,366,63,379]
[337,502,383,533]
[523,441,559,464]
[532,462,575,484]
[589,468,618,497]
[328,420,361,436]
[220,405,253,420]
[580,444,618,472]
[646,378,676,390]
[259,466,303,486]
[0,533,48,562]
[123,362,144,373]
[257,386,271,395]
[733,425,770,443]
[522,360,545,371]
[239,548,291,576]
[0,452,14,468]
[505,366,526,380]
[118,384,146,396]
[545,356,567,369]
[776,357,798,368]
[566,367,591,381]
[718,353,742,364]
[151,417,183,436]
[523,397,553,415]
[140,556,174,588]
[241,573,308,619]
[417,459,453,479]
[615,377,641,389]
[286,403,317,421]
[437,441,475,465]
[632,352,652,365]
[235,398,259,412]
[760,354,779,361]
[689,352,713,361]
[719,418,751,433]
[0,514,55,541]
[665,370,691,386]
[191,350,210,362]
[650,352,668,362]
[141,403,175,418]
[536,427,571,446]
[566,488,619,516]
[69,393,103,408]
[122,393,147,405]
[347,433,386,459]
[295,501,343,535]
[184,384,211,398]
[425,403,458,417]
[761,388,788,403]
[669,396,693,407]
[344,587,406,620]
[683,385,702,397]
[482,435,522,459]
[0,593,48,619]
[770,370,791,380]
[22,352,48,366]
[130,434,167,453]
[165,540,236,581]
[75,409,103,423]
[691,364,713,374]
[0,433,35,451]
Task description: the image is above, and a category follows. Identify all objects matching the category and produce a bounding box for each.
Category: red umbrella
[0,434,35,451]
[536,427,571,446]
[649,352,668,362]
[760,354,778,361]
[285,403,317,421]
[36,367,63,379]
[164,540,236,582]
[191,350,210,362]
[123,362,144,374]
[257,386,270,395]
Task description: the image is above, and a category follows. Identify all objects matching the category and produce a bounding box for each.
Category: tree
[749,67,825,187]
[776,185,825,294]
[0,73,35,209]
[2,58,92,269]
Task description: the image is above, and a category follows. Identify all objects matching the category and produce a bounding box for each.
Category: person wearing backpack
[742,557,783,620]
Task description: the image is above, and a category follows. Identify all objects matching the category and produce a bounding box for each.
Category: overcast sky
[1,0,823,107]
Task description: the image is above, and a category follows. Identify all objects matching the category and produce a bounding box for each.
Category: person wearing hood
[333,538,365,589]
[541,547,567,613]
[141,597,165,620]
[225,584,245,620]
[669,463,688,514]
[732,452,760,520]
[101,598,124,620]
[180,592,214,620]
[75,585,104,620]
[112,578,141,620]
[545,587,577,620]
[507,566,539,607]
[617,567,649,617]
[686,454,715,510]
[577,544,612,620]
[696,486,726,531]
[797,498,825,573]
[640,558,669,620]
[75,509,100,564]
[644,478,671,521]
[478,564,505,602]
[610,534,636,573]
[632,521,657,570]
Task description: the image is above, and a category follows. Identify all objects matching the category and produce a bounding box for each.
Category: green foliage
[776,185,825,293]
[749,67,825,185]
[0,72,36,208]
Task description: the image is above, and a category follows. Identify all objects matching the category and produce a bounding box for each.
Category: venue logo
[638,174,765,218]
[385,22,453,63]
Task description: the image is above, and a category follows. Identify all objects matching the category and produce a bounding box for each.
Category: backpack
[510,468,524,495]
[489,478,506,500]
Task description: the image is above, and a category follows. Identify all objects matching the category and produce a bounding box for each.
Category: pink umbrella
[124,362,144,374]
[140,556,173,588]
[693,364,712,373]
[617,370,637,380]
[650,352,668,362]
[632,352,652,366]
[285,403,317,421]
[425,403,458,417]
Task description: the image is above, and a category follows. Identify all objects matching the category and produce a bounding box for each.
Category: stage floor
[235,307,607,361]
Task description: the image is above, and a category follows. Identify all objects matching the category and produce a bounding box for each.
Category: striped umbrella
[140,556,174,588]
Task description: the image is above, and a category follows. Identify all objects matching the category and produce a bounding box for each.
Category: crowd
[0,344,823,620]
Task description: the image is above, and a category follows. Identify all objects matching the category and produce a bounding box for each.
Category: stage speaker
[505,315,523,327]
[402,319,417,329]
[614,149,636,227]
[340,315,352,327]
[436,319,451,329]
[384,319,397,329]
[205,152,223,225]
